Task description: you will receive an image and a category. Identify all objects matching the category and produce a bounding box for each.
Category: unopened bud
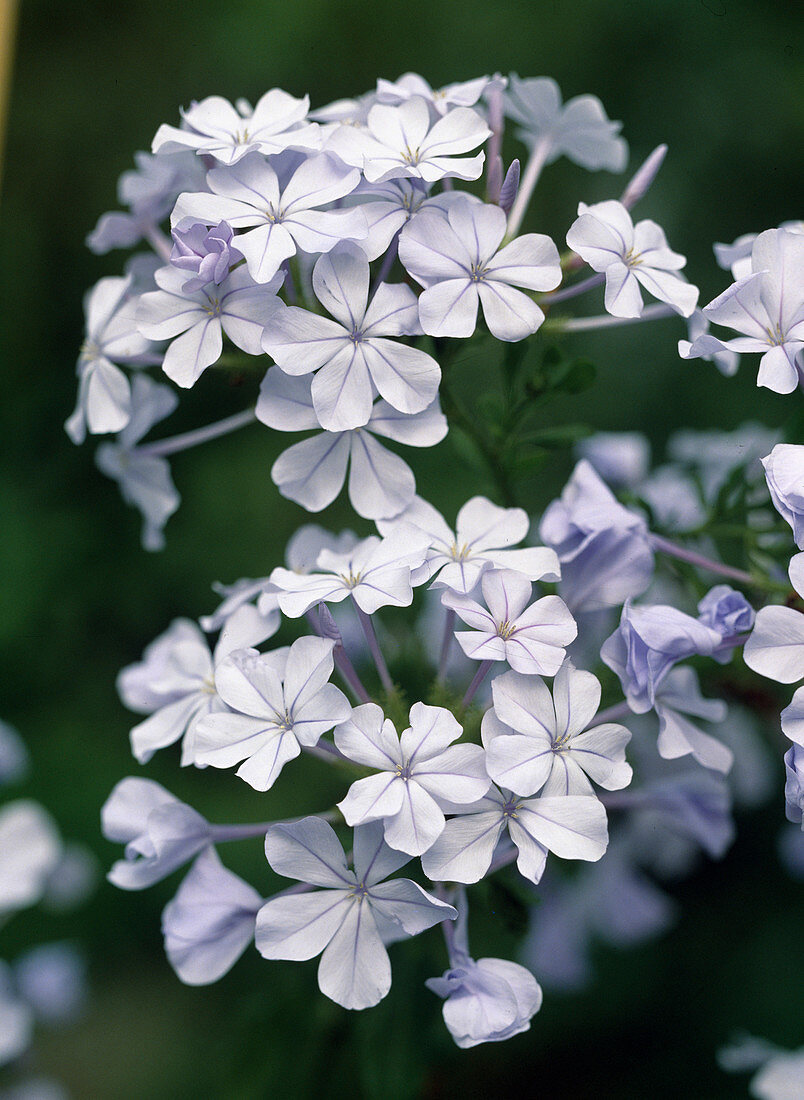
[498,159,521,215]
[316,603,343,646]
[620,144,667,210]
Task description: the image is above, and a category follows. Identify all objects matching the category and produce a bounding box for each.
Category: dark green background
[1,0,801,1095]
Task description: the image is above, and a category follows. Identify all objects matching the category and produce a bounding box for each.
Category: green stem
[439,355,517,507]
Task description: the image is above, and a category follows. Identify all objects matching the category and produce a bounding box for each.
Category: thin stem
[540,271,605,306]
[305,609,372,703]
[438,369,516,506]
[303,740,349,765]
[333,647,372,704]
[210,822,276,842]
[550,303,675,333]
[437,608,456,683]
[485,83,505,203]
[138,408,257,458]
[370,231,400,298]
[462,659,493,709]
[301,740,367,775]
[145,224,173,262]
[506,136,551,237]
[650,533,756,586]
[211,808,339,843]
[620,144,667,210]
[353,600,394,692]
[595,700,632,725]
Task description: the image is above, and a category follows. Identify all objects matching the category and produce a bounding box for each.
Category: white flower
[162,847,262,985]
[335,702,489,856]
[684,228,804,394]
[117,606,278,765]
[653,667,732,774]
[421,783,608,885]
[262,244,440,430]
[481,661,632,796]
[101,778,211,890]
[744,553,804,687]
[192,637,351,791]
[172,152,366,283]
[347,178,479,261]
[95,374,180,551]
[379,494,560,595]
[762,444,804,548]
[152,90,320,164]
[325,96,490,184]
[65,276,158,444]
[678,309,739,377]
[376,73,495,117]
[269,530,430,618]
[399,199,561,341]
[257,369,446,519]
[566,199,698,318]
[137,263,283,389]
[425,903,542,1050]
[504,75,627,171]
[442,568,577,676]
[255,818,456,1010]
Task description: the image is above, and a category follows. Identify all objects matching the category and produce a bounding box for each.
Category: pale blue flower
[256,818,455,1010]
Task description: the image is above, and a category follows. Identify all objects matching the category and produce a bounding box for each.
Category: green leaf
[448,426,487,471]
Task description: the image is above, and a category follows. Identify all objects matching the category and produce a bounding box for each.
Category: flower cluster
[73,71,700,547]
[77,72,802,1055]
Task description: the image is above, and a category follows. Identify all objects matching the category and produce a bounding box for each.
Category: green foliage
[440,338,596,505]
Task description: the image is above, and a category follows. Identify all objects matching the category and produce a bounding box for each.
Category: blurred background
[1,0,802,1095]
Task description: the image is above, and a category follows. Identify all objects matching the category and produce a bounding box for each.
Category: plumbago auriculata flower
[72,69,801,1058]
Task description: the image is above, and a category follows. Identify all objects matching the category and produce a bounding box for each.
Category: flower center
[339,570,362,588]
[394,761,413,781]
[401,145,421,166]
[448,541,471,562]
[80,340,102,362]
[468,263,487,283]
[552,729,572,751]
[497,619,517,641]
[204,295,222,317]
[764,322,786,347]
[501,798,520,819]
[624,247,643,268]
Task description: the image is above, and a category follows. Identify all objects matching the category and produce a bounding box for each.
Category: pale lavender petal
[338,773,406,825]
[264,817,354,887]
[318,900,390,1009]
[383,782,445,855]
[334,704,403,768]
[367,877,456,934]
[417,280,479,338]
[744,605,804,683]
[477,281,545,341]
[348,430,416,519]
[255,890,352,960]
[420,812,504,883]
[272,433,352,512]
